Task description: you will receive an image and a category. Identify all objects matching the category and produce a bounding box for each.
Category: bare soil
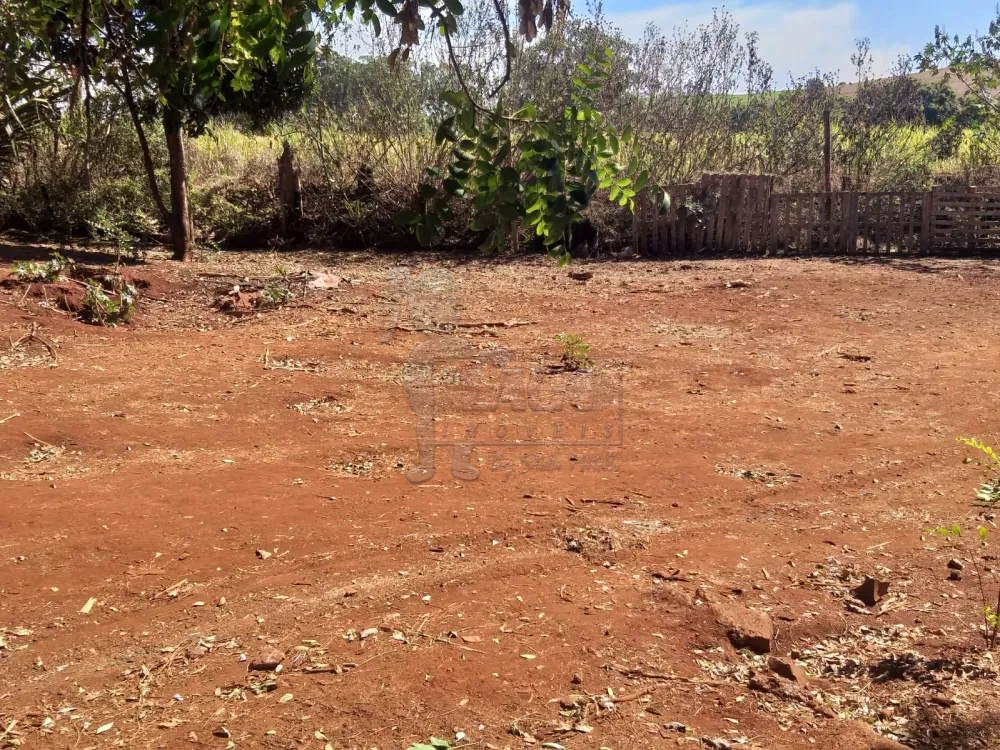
[1,243,1000,750]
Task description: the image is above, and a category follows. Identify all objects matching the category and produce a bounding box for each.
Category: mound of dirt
[5,265,179,316]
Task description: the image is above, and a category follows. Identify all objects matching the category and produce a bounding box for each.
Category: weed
[12,252,75,283]
[81,271,137,327]
[556,333,592,371]
[406,738,451,750]
[259,284,294,305]
[88,208,142,259]
[259,265,296,306]
[928,437,1000,648]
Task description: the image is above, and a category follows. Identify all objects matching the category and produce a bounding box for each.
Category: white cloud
[605,1,912,84]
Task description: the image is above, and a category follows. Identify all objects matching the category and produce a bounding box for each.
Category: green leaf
[435,117,457,144]
[443,178,465,196]
[287,29,313,49]
[634,170,649,191]
[375,0,397,14]
[577,63,592,75]
[442,90,468,108]
[286,49,311,69]
[288,8,312,30]
[500,167,520,184]
[442,0,464,14]
[393,211,422,225]
[254,35,278,57]
[415,224,432,246]
[471,213,496,231]
[514,103,537,120]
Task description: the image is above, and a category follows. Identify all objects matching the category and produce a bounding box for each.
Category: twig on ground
[9,323,59,363]
[605,663,728,686]
[24,431,57,449]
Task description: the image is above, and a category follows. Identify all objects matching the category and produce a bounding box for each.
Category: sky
[603,0,997,83]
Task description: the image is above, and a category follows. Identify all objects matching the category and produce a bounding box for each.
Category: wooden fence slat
[729,175,744,251]
[702,174,719,251]
[767,193,780,254]
[838,193,848,253]
[920,192,932,253]
[861,194,870,253]
[716,176,730,250]
[746,177,760,251]
[759,176,774,251]
[875,194,885,254]
[904,193,916,253]
[827,193,836,253]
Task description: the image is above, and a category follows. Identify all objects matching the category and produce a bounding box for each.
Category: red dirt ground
[1,244,999,750]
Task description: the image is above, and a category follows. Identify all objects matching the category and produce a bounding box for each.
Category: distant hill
[837,69,972,98]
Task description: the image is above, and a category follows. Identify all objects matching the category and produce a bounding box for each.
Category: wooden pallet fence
[634,174,1000,255]
[767,192,924,254]
[930,186,1000,250]
[633,173,774,255]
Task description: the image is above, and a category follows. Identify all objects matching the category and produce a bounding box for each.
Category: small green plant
[88,209,141,259]
[556,333,592,371]
[928,437,1000,648]
[12,252,75,283]
[406,738,451,750]
[259,284,294,305]
[81,271,137,327]
[259,265,295,307]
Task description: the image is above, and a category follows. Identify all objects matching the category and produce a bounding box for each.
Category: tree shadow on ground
[0,239,150,267]
[904,704,1000,749]
[826,254,1000,276]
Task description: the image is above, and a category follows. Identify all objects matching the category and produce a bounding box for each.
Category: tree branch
[488,0,512,98]
[115,66,170,222]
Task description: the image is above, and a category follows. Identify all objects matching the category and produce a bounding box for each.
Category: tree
[2,0,658,263]
[3,0,323,259]
[920,12,1000,160]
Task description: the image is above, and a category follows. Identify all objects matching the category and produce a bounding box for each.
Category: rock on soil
[767,655,810,686]
[711,602,774,653]
[249,648,284,671]
[852,576,890,607]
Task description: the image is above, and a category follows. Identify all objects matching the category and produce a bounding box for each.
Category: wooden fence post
[920,191,932,254]
[278,141,302,236]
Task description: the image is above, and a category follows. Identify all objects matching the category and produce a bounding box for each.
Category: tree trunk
[164,111,193,262]
[117,74,169,223]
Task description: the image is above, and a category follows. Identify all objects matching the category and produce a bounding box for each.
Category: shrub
[556,333,592,371]
[80,271,137,326]
[929,437,1000,648]
[12,252,75,282]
